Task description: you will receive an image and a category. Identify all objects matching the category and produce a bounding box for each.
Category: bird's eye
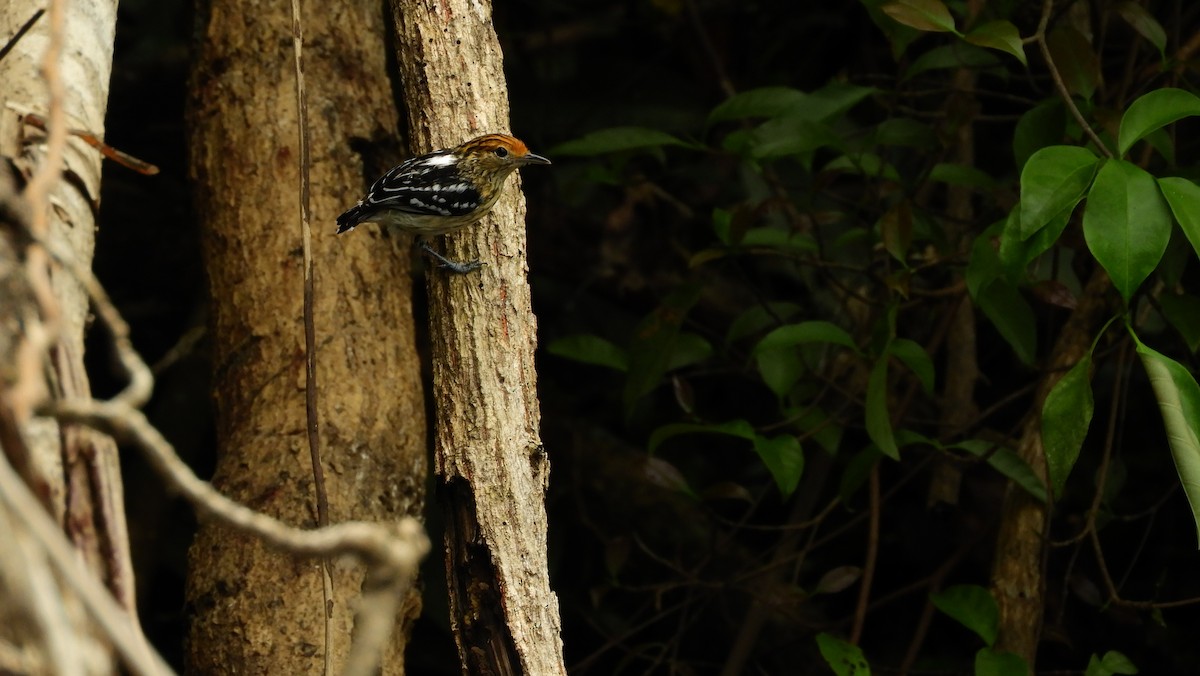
[493,146,509,158]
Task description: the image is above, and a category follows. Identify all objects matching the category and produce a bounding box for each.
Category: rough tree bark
[185,0,427,672]
[990,270,1114,665]
[390,2,567,673]
[0,1,135,672]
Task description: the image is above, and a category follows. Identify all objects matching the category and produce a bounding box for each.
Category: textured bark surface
[990,269,1113,665]
[184,1,426,673]
[390,2,566,674]
[0,1,130,671]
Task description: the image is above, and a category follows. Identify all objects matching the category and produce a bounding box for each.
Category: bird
[337,133,551,273]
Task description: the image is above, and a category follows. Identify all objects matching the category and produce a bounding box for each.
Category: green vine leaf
[882,0,957,33]
[1118,88,1200,156]
[1018,146,1097,240]
[1134,338,1200,543]
[963,20,1026,65]
[1082,160,1172,302]
[1042,353,1095,498]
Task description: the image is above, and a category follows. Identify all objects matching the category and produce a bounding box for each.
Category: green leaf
[840,447,881,501]
[716,83,874,134]
[999,208,1071,282]
[1085,650,1139,676]
[963,20,1026,65]
[624,286,703,415]
[550,127,690,156]
[816,633,871,676]
[880,200,913,263]
[1046,26,1100,99]
[646,421,803,497]
[1135,339,1200,543]
[755,321,859,353]
[793,406,844,456]
[740,227,819,252]
[648,419,756,455]
[889,339,934,394]
[749,118,843,160]
[1118,88,1200,156]
[1013,100,1066,172]
[1161,225,1194,288]
[725,302,803,345]
[975,647,1029,676]
[668,333,713,370]
[753,434,805,497]
[859,0,923,57]
[966,220,1006,298]
[930,584,999,645]
[1157,176,1200,260]
[755,346,806,398]
[823,153,902,181]
[882,0,957,33]
[866,356,899,459]
[904,43,1000,80]
[1115,1,1166,61]
[800,83,878,122]
[1041,353,1094,498]
[929,163,998,189]
[974,280,1037,366]
[873,118,937,147]
[1160,293,1200,353]
[953,440,1047,502]
[708,87,808,123]
[753,321,855,397]
[711,207,733,244]
[1018,145,1097,240]
[1082,160,1172,302]
[547,334,629,372]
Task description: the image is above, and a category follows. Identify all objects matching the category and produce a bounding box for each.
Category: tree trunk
[185,1,427,672]
[990,269,1113,665]
[0,1,134,672]
[390,2,567,674]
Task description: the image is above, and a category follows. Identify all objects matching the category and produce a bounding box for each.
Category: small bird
[337,133,551,273]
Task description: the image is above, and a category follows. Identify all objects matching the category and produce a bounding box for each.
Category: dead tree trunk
[184,0,427,672]
[390,2,567,674]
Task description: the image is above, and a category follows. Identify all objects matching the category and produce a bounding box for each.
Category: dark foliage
[100,0,1200,673]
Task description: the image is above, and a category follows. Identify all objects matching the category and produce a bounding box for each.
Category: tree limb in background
[184,0,429,671]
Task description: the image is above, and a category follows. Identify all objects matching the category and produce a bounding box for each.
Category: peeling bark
[390,1,567,673]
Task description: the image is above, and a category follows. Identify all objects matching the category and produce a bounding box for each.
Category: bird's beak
[520,153,552,166]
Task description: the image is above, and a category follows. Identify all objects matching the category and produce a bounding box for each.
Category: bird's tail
[335,203,367,234]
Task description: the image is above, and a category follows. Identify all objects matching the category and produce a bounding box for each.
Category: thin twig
[683,0,734,98]
[289,1,334,672]
[1032,0,1113,158]
[0,8,44,64]
[849,464,881,644]
[19,112,159,175]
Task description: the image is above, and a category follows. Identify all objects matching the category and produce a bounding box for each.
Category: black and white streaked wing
[336,151,484,233]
